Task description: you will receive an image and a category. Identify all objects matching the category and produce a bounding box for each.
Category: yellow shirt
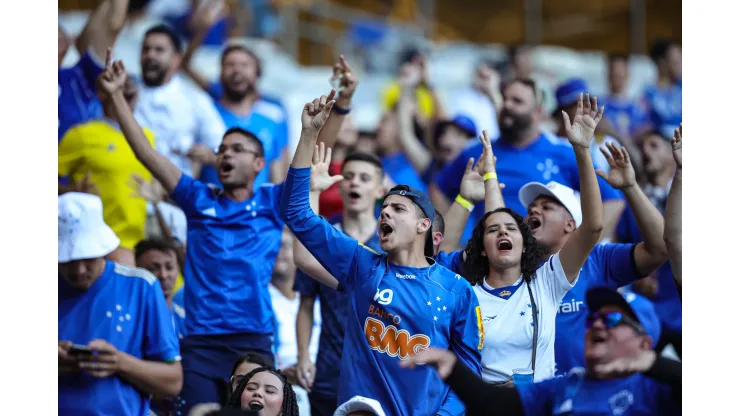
[381,82,436,118]
[59,120,155,250]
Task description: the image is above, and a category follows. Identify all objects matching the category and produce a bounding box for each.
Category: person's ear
[565,217,577,234]
[253,157,266,173]
[433,231,444,247]
[417,218,431,235]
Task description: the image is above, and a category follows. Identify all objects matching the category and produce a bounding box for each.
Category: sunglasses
[586,311,645,334]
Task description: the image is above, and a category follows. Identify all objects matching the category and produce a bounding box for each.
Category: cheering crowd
[58,1,683,415]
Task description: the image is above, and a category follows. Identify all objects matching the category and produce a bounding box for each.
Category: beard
[222,81,256,102]
[141,60,168,87]
[498,109,533,141]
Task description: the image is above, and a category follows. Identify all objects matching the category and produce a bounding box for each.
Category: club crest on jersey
[364,318,430,360]
[499,290,512,297]
[476,306,485,350]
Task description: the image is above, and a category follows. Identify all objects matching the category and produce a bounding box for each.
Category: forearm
[440,201,471,253]
[398,108,432,173]
[117,353,183,397]
[623,186,667,258]
[484,175,505,213]
[77,0,129,57]
[181,28,211,92]
[664,169,682,285]
[445,359,524,416]
[296,300,315,361]
[574,147,604,236]
[270,158,286,183]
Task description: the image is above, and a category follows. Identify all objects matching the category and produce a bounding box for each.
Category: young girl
[227,366,299,416]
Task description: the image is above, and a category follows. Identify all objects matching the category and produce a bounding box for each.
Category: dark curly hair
[462,208,544,286]
[227,366,299,415]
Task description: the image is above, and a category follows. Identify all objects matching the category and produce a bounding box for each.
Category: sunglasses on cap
[586,311,645,334]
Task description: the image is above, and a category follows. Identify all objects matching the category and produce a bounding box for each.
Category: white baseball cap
[334,396,386,416]
[518,181,582,227]
[58,192,120,263]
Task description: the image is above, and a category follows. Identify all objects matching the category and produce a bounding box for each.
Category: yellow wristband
[455,195,474,212]
[484,172,498,182]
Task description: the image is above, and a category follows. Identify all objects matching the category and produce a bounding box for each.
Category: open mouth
[248,401,264,410]
[219,161,235,175]
[497,239,513,251]
[379,223,394,241]
[590,332,607,344]
[528,217,542,231]
[348,191,361,201]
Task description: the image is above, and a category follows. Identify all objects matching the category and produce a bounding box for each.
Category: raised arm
[664,125,682,288]
[291,145,343,289]
[397,83,433,174]
[559,94,605,281]
[76,0,129,60]
[440,130,504,253]
[315,56,359,149]
[596,142,668,276]
[99,50,183,193]
[281,95,378,291]
[295,294,318,391]
[180,0,225,93]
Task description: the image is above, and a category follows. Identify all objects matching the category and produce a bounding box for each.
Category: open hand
[187,144,217,165]
[459,158,485,203]
[310,142,343,192]
[562,93,604,149]
[331,55,359,101]
[477,130,497,177]
[400,348,457,380]
[96,48,127,98]
[595,142,636,190]
[191,0,225,32]
[128,174,165,203]
[301,90,336,133]
[593,350,656,379]
[296,356,317,392]
[672,123,682,169]
[78,339,121,378]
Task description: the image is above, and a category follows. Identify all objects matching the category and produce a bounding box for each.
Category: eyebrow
[381,202,408,210]
[486,222,517,230]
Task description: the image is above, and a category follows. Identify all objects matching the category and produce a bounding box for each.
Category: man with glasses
[95,52,313,413]
[404,286,680,416]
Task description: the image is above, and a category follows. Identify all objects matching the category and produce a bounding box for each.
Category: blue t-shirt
[554,244,646,375]
[383,152,428,194]
[201,86,289,189]
[171,174,285,335]
[281,167,482,416]
[435,250,464,274]
[642,81,682,139]
[435,134,623,244]
[517,369,679,416]
[603,95,646,138]
[171,288,186,341]
[58,261,180,416]
[58,50,105,142]
[293,214,384,398]
[616,205,681,332]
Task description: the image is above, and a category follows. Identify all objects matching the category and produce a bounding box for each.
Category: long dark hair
[462,208,544,285]
[227,366,299,415]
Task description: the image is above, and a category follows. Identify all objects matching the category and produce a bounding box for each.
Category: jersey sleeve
[539,252,579,305]
[76,49,105,92]
[58,127,84,177]
[438,284,483,416]
[293,270,320,296]
[171,174,209,216]
[280,166,380,291]
[435,251,464,274]
[516,377,561,416]
[143,279,181,362]
[591,243,644,288]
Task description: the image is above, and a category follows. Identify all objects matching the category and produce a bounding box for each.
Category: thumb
[330,175,343,185]
[464,158,474,173]
[561,110,572,133]
[499,183,506,190]
[321,100,336,119]
[595,169,608,181]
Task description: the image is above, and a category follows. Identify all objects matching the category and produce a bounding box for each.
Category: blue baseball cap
[447,115,478,138]
[586,287,661,348]
[382,185,435,257]
[555,78,589,109]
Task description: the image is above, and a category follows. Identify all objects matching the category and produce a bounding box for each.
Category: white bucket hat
[333,396,386,416]
[58,192,120,263]
[518,181,582,227]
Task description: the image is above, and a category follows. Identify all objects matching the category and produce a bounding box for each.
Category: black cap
[383,185,435,258]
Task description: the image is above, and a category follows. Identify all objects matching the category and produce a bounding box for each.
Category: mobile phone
[68,344,94,357]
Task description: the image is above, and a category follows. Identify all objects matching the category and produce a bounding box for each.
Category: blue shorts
[178,333,274,414]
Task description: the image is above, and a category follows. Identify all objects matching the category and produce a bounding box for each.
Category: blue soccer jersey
[59,261,180,416]
[171,174,285,335]
[641,81,682,139]
[282,167,482,416]
[171,288,186,341]
[58,50,105,141]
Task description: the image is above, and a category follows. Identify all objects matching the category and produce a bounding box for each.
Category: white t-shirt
[134,76,226,176]
[268,284,321,369]
[474,253,577,383]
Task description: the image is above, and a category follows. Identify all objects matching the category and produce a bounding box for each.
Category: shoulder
[254,98,287,123]
[112,263,159,287]
[433,265,474,296]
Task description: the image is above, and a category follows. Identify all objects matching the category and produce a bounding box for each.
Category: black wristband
[332,104,351,115]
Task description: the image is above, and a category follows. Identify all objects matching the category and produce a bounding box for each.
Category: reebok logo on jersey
[396,273,415,280]
[364,317,430,360]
